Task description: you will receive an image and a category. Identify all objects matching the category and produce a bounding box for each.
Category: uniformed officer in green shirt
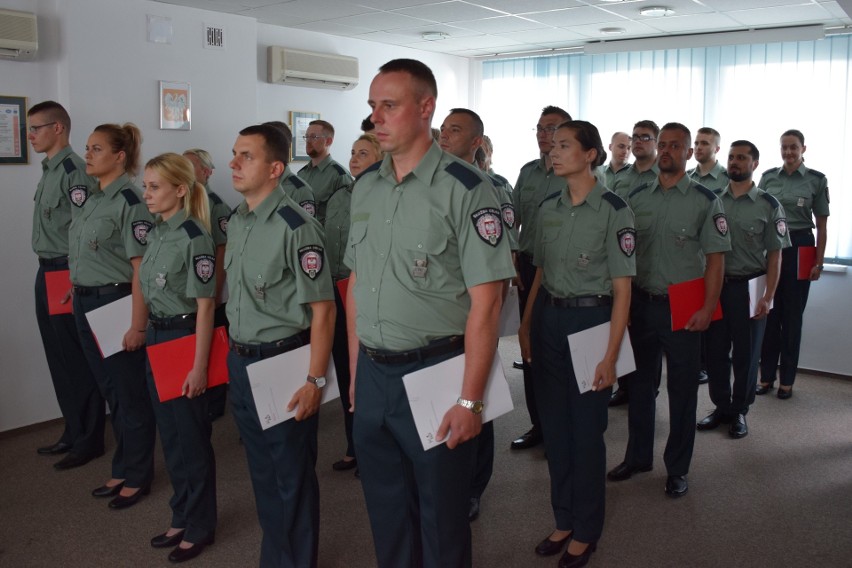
[225,124,335,568]
[298,119,353,224]
[27,101,102,469]
[262,122,319,218]
[609,120,661,200]
[596,131,632,189]
[756,129,830,399]
[698,141,790,440]
[510,105,570,451]
[519,120,635,567]
[608,122,731,499]
[688,127,729,192]
[70,123,156,509]
[345,59,515,568]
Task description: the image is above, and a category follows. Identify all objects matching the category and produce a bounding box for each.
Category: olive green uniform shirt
[68,174,153,286]
[488,174,519,252]
[32,146,97,258]
[596,162,630,190]
[627,174,731,295]
[513,156,566,256]
[279,166,317,218]
[298,155,352,224]
[534,182,636,298]
[344,143,516,351]
[140,214,216,317]
[325,183,352,280]
[207,189,231,246]
[688,161,729,192]
[611,163,660,199]
[225,189,333,344]
[757,164,830,231]
[717,184,791,277]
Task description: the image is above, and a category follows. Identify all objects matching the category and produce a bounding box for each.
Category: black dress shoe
[108,486,151,509]
[607,462,652,482]
[512,359,529,371]
[755,383,774,395]
[535,533,570,556]
[608,389,629,407]
[151,530,185,548]
[698,370,709,384]
[37,441,71,455]
[729,414,748,439]
[468,497,480,522]
[777,387,793,400]
[168,535,214,563]
[92,481,125,497]
[54,451,102,471]
[332,458,357,471]
[665,475,688,498]
[696,410,731,431]
[558,541,597,568]
[510,428,542,450]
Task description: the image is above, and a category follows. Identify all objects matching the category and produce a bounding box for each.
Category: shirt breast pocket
[399,228,448,286]
[244,256,286,309]
[737,219,765,249]
[792,187,813,209]
[91,217,118,249]
[161,254,187,292]
[669,219,698,251]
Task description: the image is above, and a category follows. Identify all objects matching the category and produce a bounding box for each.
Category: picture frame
[0,95,29,164]
[159,81,191,131]
[289,111,320,162]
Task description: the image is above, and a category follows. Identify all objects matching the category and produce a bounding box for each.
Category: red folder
[147,326,230,403]
[44,270,73,315]
[797,246,817,280]
[336,277,350,310]
[667,277,723,332]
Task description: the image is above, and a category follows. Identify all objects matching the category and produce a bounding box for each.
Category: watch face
[314,377,327,388]
[472,401,484,414]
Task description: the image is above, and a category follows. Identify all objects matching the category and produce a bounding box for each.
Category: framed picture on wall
[0,95,29,164]
[290,111,320,162]
[159,81,191,130]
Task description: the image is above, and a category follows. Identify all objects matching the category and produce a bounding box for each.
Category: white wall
[799,268,851,376]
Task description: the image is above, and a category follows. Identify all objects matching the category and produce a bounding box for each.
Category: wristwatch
[457,397,485,415]
[307,375,327,389]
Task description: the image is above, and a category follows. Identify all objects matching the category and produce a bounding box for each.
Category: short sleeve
[813,176,830,217]
[606,204,637,278]
[122,190,155,259]
[287,219,334,304]
[457,183,516,288]
[699,195,732,255]
[184,230,217,299]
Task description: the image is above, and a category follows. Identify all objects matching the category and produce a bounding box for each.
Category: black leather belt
[149,313,196,330]
[789,229,813,236]
[548,294,612,308]
[38,256,68,267]
[229,329,311,358]
[360,335,464,365]
[73,283,132,297]
[725,271,765,284]
[634,287,669,303]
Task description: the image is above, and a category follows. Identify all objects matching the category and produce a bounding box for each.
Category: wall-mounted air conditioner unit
[0,9,38,61]
[267,47,358,90]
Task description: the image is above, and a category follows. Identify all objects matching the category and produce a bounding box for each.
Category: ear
[116,150,127,166]
[270,160,285,179]
[801,144,807,154]
[420,95,436,121]
[175,183,188,199]
[686,147,694,160]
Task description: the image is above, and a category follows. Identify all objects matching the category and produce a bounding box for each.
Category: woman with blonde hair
[140,152,217,563]
[70,122,156,509]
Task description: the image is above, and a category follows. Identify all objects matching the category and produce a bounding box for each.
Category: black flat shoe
[607,462,652,482]
[38,441,71,455]
[510,428,542,450]
[108,485,150,509]
[729,414,748,439]
[535,533,571,556]
[558,541,597,568]
[665,475,688,498]
[92,481,125,497]
[152,530,185,549]
[54,451,103,471]
[777,387,793,400]
[608,389,629,407]
[168,535,214,563]
[332,458,357,471]
[755,383,774,395]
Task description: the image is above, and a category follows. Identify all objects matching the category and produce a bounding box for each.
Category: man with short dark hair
[598,131,632,188]
[298,119,352,224]
[264,121,318,218]
[689,127,729,191]
[27,100,104,470]
[226,123,335,567]
[346,59,514,567]
[608,123,730,498]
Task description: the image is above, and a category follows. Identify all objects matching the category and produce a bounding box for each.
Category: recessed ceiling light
[639,6,676,16]
[421,31,448,41]
[600,27,627,35]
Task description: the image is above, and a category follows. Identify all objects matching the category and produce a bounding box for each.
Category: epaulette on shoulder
[180,220,202,239]
[522,158,538,169]
[762,166,780,176]
[540,191,560,206]
[712,188,723,196]
[277,205,305,230]
[445,161,481,190]
[63,157,77,174]
[601,191,627,210]
[208,191,223,205]
[488,174,503,187]
[355,160,381,182]
[693,183,716,201]
[807,168,825,179]
[121,188,141,206]
[493,173,509,186]
[290,175,305,188]
[761,192,781,209]
[627,183,650,198]
[332,163,347,176]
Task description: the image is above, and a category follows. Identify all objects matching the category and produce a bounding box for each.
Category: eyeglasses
[534,126,558,134]
[303,135,327,141]
[632,134,656,143]
[28,122,57,134]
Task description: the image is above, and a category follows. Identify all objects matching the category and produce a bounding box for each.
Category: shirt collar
[557,179,606,211]
[161,210,191,230]
[379,141,443,186]
[721,182,759,201]
[650,172,691,195]
[42,145,74,172]
[101,173,132,197]
[239,186,286,220]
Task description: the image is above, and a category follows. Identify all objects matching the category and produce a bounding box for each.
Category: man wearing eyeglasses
[509,105,571,451]
[298,120,352,225]
[27,101,103,470]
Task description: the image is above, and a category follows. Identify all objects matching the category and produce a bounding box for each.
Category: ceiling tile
[331,10,434,30]
[395,1,509,21]
[726,2,833,25]
[292,20,376,35]
[498,27,587,42]
[521,6,631,26]
[640,12,743,32]
[447,15,551,33]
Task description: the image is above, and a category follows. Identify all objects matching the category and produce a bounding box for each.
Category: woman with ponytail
[70,123,156,509]
[140,152,217,563]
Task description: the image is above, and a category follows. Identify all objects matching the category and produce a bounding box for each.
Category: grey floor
[1,337,851,567]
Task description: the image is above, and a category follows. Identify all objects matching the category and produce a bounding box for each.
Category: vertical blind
[481,35,851,260]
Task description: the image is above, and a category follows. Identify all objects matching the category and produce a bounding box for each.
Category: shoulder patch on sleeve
[277,205,306,230]
[290,175,305,188]
[601,191,627,210]
[62,158,77,174]
[471,208,503,246]
[193,254,215,283]
[760,192,780,209]
[627,183,649,198]
[694,183,716,201]
[332,163,347,175]
[208,191,223,205]
[355,161,381,181]
[121,188,141,206]
[180,220,203,239]
[445,161,482,190]
[68,185,89,207]
[132,220,154,245]
[539,191,561,207]
[807,168,825,179]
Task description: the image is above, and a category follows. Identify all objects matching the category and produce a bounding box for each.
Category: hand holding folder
[668,277,722,332]
[147,326,230,403]
[44,270,73,315]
